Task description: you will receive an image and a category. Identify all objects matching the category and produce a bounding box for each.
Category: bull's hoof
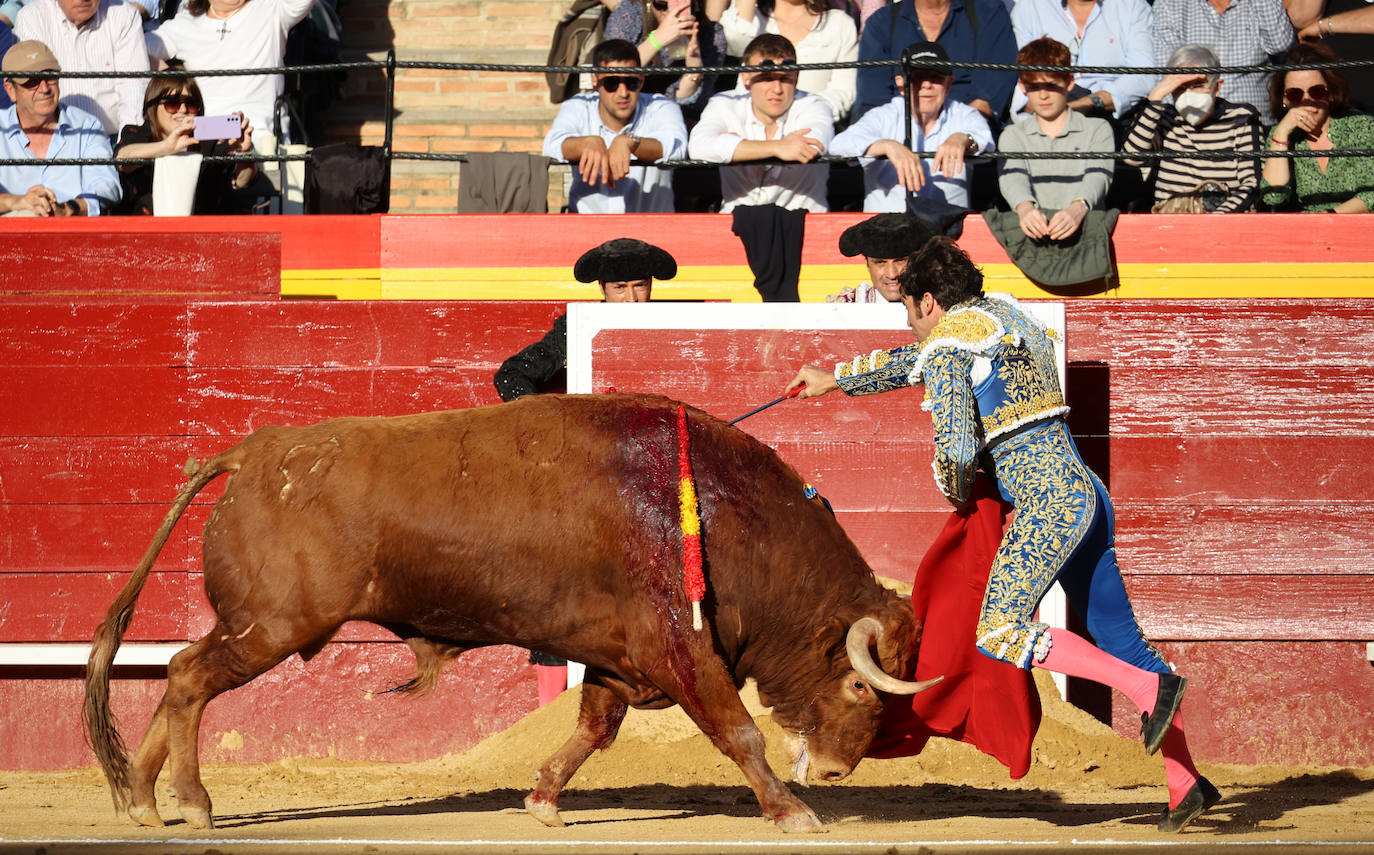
[524,793,565,827]
[775,809,826,833]
[128,805,164,828]
[178,805,214,830]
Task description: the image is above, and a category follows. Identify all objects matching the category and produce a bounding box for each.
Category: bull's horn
[845,616,943,695]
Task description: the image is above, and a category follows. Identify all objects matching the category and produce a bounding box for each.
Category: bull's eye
[852,679,866,692]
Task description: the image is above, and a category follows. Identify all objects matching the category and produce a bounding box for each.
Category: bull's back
[199,396,690,652]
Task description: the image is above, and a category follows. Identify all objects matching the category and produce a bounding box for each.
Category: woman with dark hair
[146,0,312,145]
[721,0,858,120]
[604,0,728,118]
[114,74,257,215]
[1260,42,1374,213]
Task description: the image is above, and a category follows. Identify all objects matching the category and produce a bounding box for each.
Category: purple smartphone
[193,114,242,141]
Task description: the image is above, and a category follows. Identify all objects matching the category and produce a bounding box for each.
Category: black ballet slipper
[1157,776,1221,832]
[1140,672,1187,755]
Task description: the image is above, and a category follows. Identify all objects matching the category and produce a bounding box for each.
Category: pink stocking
[1032,627,1159,712]
[1161,712,1201,808]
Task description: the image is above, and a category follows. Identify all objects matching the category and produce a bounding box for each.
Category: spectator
[543,38,688,213]
[0,40,119,215]
[826,211,936,302]
[114,72,257,215]
[0,21,15,107]
[998,37,1114,240]
[14,0,148,136]
[830,40,994,212]
[688,33,834,213]
[1122,44,1263,213]
[1260,42,1374,213]
[1289,0,1373,114]
[854,0,1017,123]
[720,0,859,121]
[604,0,727,119]
[494,238,675,401]
[1152,0,1293,125]
[1008,0,1153,125]
[145,0,312,146]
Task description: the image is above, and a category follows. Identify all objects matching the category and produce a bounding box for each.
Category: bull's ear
[875,603,918,680]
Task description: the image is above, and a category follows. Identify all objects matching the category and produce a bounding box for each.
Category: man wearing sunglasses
[687,33,834,213]
[0,40,119,216]
[830,41,994,213]
[542,38,687,213]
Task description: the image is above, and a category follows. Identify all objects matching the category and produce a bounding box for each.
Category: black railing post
[384,49,396,162]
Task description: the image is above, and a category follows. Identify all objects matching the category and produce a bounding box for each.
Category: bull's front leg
[525,680,628,827]
[664,658,824,832]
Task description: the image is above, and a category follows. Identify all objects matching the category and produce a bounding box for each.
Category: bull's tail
[82,450,241,813]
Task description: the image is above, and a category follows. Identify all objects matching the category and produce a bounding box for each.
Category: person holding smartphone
[604,0,727,118]
[113,70,257,214]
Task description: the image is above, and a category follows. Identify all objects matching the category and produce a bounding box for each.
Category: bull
[84,393,937,832]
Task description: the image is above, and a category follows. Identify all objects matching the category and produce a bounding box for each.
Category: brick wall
[328,0,573,211]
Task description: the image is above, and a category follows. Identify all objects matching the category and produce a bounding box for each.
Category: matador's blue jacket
[833,293,1067,505]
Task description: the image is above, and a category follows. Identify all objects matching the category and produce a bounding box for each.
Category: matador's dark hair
[899,236,984,308]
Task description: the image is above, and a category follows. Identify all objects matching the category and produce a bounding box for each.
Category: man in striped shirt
[1122,44,1264,213]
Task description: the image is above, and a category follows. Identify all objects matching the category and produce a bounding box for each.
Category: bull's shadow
[204,769,1374,833]
[209,783,1123,830]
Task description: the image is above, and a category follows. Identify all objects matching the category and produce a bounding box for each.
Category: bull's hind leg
[126,705,171,826]
[525,681,628,827]
[155,622,322,829]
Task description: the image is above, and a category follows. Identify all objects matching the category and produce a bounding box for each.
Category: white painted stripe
[2,839,1370,849]
[0,643,188,666]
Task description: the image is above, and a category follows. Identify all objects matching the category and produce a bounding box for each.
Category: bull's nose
[820,770,845,782]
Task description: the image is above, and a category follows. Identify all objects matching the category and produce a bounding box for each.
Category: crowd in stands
[0,0,308,215]
[550,0,1373,219]
[0,0,1368,218]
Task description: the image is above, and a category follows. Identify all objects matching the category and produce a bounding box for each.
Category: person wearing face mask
[1260,41,1374,213]
[1122,44,1264,213]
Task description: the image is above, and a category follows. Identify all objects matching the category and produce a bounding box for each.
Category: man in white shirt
[688,33,834,213]
[15,0,147,136]
[830,41,994,213]
[542,38,687,214]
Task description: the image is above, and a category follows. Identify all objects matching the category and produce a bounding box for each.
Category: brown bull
[84,393,937,832]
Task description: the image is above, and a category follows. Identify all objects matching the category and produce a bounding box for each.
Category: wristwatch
[624,132,641,153]
[1088,93,1105,111]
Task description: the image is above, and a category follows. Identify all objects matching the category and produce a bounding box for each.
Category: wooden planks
[3,289,1374,770]
[0,232,280,298]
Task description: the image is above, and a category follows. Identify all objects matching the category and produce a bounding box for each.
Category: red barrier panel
[2,293,1373,770]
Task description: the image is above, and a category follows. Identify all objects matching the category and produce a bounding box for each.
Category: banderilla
[727,385,803,425]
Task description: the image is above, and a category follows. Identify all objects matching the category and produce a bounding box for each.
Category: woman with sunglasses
[605,0,727,119]
[1260,42,1374,213]
[113,73,257,215]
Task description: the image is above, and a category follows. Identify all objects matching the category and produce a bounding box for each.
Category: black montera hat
[573,238,678,283]
[902,40,950,75]
[838,213,938,260]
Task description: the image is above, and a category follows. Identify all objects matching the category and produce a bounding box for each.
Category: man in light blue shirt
[0,40,118,215]
[542,38,687,214]
[1009,0,1155,121]
[831,41,994,212]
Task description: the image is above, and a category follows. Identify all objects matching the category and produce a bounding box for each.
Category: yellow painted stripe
[281,268,383,300]
[279,262,1374,301]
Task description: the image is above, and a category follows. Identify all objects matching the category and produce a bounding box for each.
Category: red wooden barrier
[2,287,1372,769]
